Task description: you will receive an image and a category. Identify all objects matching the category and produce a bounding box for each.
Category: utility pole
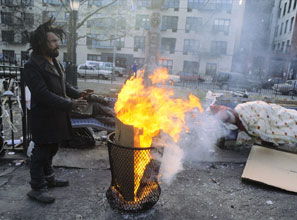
[66,0,79,87]
[112,0,119,83]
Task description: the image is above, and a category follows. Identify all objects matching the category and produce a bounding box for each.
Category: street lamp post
[66,0,79,87]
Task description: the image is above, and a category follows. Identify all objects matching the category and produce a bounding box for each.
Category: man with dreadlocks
[24,18,88,203]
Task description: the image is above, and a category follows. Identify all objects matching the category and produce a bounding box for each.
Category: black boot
[27,188,55,203]
[45,175,69,188]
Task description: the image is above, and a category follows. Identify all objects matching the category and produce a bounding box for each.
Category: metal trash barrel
[106,132,162,212]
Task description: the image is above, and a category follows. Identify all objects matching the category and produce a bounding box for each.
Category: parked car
[77,64,112,79]
[178,71,205,82]
[85,61,126,77]
[261,77,283,89]
[213,71,261,92]
[272,79,297,96]
[168,74,181,84]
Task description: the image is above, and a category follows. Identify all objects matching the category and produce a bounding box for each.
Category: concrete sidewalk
[1,143,297,220]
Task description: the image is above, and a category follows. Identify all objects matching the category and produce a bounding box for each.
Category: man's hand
[72,98,88,111]
[80,89,94,99]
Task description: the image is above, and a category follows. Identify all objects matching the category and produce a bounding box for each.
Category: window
[21,51,29,65]
[281,41,285,52]
[286,40,291,53]
[135,15,150,30]
[136,0,150,8]
[163,0,179,9]
[283,3,287,16]
[24,13,34,26]
[88,17,112,29]
[87,54,101,61]
[187,0,205,10]
[216,0,232,11]
[87,34,113,49]
[115,38,125,49]
[1,31,14,42]
[1,0,14,6]
[159,58,173,74]
[284,19,289,33]
[21,0,33,6]
[213,18,230,34]
[42,11,58,22]
[206,63,217,75]
[183,39,200,54]
[65,12,69,20]
[134,58,145,67]
[161,38,176,53]
[42,0,61,5]
[280,22,284,35]
[288,0,292,13]
[1,12,13,25]
[211,41,227,55]
[185,17,203,32]
[183,61,199,73]
[88,0,114,7]
[3,50,15,63]
[275,25,279,37]
[290,17,294,31]
[134,36,145,51]
[63,52,67,62]
[161,16,178,31]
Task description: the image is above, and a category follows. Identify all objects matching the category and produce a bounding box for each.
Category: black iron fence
[0,65,28,154]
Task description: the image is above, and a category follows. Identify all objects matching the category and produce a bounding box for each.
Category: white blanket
[235,101,297,145]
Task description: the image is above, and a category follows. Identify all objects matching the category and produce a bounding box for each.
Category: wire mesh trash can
[106,132,162,212]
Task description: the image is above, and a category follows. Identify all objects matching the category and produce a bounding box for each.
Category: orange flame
[114,67,203,198]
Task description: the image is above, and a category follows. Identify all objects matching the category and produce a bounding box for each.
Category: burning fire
[114,67,203,198]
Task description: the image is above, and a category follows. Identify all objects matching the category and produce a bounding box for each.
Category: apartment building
[269,0,297,79]
[1,0,246,79]
[0,0,36,64]
[85,0,246,78]
[232,0,274,78]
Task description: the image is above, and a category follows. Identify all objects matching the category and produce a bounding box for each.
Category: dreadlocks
[28,17,65,55]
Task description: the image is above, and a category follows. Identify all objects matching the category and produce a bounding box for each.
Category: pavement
[1,140,297,220]
[0,79,297,219]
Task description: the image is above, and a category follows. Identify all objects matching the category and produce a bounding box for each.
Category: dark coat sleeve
[24,63,73,112]
[66,81,82,99]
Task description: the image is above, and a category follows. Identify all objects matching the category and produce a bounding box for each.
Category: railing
[0,65,28,155]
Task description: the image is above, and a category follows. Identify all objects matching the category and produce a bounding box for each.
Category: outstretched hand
[80,89,94,99]
[72,98,88,111]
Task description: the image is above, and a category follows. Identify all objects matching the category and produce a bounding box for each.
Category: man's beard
[45,47,59,58]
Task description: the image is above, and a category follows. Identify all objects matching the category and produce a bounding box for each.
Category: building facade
[1,0,246,80]
[232,0,274,79]
[269,0,297,80]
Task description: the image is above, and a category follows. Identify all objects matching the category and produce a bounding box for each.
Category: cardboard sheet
[242,145,297,193]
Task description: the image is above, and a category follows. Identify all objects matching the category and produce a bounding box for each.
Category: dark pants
[30,143,59,189]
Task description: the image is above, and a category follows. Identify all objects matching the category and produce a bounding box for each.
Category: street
[0,144,297,220]
[0,79,297,220]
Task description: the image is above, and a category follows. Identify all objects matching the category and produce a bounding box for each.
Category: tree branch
[59,0,70,13]
[76,0,118,30]
[84,33,126,42]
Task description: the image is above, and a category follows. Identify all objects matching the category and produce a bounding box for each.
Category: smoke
[181,109,226,161]
[151,132,184,185]
[152,108,227,185]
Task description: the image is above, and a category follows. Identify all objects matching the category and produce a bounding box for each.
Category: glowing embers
[106,133,162,212]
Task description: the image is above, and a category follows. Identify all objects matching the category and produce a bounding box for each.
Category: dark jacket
[24,54,81,144]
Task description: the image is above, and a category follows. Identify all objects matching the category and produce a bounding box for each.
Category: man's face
[45,32,59,58]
